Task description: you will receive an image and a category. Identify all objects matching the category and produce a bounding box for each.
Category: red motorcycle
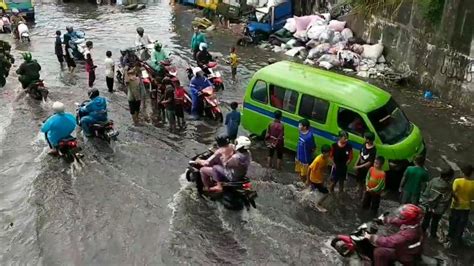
[26,80,48,101]
[199,86,223,122]
[186,62,225,92]
[57,138,83,163]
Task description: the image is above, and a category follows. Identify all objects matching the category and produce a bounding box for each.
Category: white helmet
[235,136,251,151]
[192,67,204,76]
[12,8,19,14]
[199,42,208,51]
[52,101,65,113]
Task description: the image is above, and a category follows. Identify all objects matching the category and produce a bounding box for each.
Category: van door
[297,93,332,153]
[335,106,369,169]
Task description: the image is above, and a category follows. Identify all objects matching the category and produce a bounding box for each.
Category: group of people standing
[263,110,473,247]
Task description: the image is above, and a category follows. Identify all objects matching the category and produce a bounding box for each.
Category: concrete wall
[346,0,473,111]
[293,0,474,111]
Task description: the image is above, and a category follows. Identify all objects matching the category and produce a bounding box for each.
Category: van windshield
[368,98,412,145]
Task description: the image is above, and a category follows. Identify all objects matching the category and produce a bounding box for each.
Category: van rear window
[251,80,268,103]
[269,85,298,113]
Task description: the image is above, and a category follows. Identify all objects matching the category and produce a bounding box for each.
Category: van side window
[299,94,329,124]
[269,85,298,113]
[251,80,268,103]
[337,108,367,137]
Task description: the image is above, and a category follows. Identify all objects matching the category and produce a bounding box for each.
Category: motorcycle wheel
[63,151,75,163]
[221,191,244,211]
[213,111,223,123]
[215,83,224,92]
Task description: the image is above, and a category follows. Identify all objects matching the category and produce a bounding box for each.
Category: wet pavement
[1,1,473,265]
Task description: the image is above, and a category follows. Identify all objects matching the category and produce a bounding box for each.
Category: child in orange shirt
[307,145,331,212]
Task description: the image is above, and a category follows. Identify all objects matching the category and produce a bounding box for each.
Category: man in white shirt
[135,27,153,61]
[104,51,115,93]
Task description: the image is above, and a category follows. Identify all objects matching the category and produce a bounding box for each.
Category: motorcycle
[199,86,223,122]
[68,31,86,60]
[57,137,83,163]
[17,22,30,42]
[331,214,447,265]
[186,62,224,91]
[185,150,258,211]
[26,80,48,101]
[75,102,119,144]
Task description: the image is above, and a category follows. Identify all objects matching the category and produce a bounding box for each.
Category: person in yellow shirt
[307,145,331,212]
[448,164,473,246]
[226,47,239,82]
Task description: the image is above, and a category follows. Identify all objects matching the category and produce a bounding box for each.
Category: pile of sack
[264,14,391,78]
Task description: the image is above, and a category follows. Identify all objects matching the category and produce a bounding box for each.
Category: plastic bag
[307,25,327,40]
[361,43,384,60]
[283,18,296,33]
[318,29,334,43]
[328,20,346,32]
[341,28,353,41]
[331,32,343,44]
[319,61,333,70]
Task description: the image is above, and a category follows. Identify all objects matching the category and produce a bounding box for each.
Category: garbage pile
[262,14,391,78]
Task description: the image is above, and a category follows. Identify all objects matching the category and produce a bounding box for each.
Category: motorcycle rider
[0,41,14,87]
[78,88,108,137]
[197,134,235,192]
[16,52,41,90]
[189,68,212,119]
[17,20,29,40]
[191,26,206,59]
[135,27,153,61]
[364,204,424,266]
[196,42,213,75]
[149,42,168,78]
[10,8,25,39]
[203,136,252,192]
[41,102,77,155]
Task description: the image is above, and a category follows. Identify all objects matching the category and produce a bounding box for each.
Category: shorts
[331,164,347,183]
[65,54,76,68]
[268,146,283,159]
[310,182,329,194]
[166,109,176,124]
[231,66,237,77]
[295,159,309,177]
[129,100,141,115]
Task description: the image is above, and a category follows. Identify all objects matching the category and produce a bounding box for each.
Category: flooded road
[1,1,473,265]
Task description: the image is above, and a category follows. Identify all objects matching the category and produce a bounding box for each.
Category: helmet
[199,42,208,51]
[12,8,19,14]
[88,88,100,99]
[136,27,144,34]
[395,204,424,226]
[19,20,25,24]
[22,52,32,62]
[154,42,162,51]
[66,26,74,32]
[215,134,230,148]
[52,101,65,113]
[235,136,251,151]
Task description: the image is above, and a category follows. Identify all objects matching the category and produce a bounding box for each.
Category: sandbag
[351,43,364,54]
[314,43,331,54]
[295,16,314,32]
[328,20,346,32]
[284,18,296,33]
[306,39,320,49]
[319,61,333,70]
[318,29,334,43]
[361,43,384,60]
[321,13,331,22]
[285,46,305,57]
[307,25,327,40]
[341,28,353,41]
[331,31,343,44]
[317,54,340,67]
[338,50,361,68]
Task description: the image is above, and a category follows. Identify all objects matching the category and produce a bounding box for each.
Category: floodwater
[1,1,473,265]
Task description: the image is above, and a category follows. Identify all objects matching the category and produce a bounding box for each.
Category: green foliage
[350,0,406,17]
[419,0,445,25]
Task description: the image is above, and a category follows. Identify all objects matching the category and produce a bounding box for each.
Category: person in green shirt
[399,155,429,204]
[420,166,454,239]
[191,26,206,59]
[149,42,168,78]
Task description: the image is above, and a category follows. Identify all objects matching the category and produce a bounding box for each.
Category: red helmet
[395,204,424,226]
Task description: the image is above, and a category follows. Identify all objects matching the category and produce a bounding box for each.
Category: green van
[242,61,425,174]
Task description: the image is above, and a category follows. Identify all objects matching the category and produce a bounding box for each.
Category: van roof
[254,61,391,113]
